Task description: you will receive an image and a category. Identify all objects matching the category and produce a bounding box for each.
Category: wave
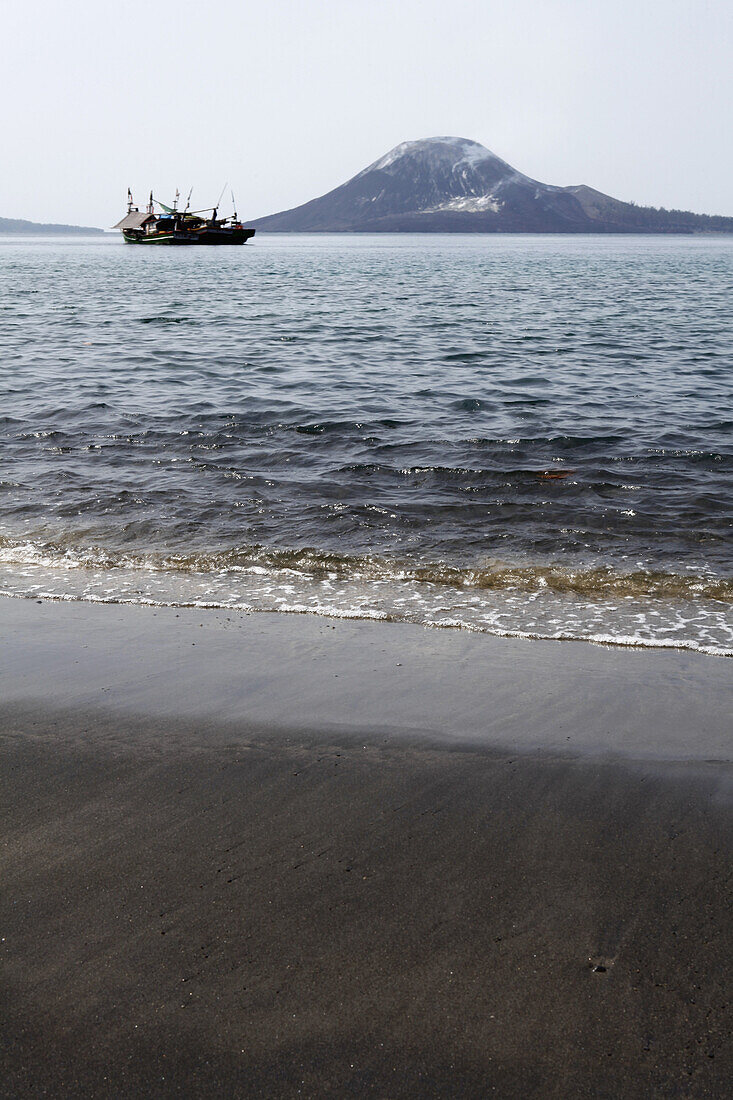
[0,533,731,657]
[0,535,731,602]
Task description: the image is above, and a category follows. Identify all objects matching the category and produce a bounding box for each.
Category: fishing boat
[113,189,255,245]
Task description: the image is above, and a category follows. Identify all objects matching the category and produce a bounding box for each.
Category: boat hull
[122,228,255,245]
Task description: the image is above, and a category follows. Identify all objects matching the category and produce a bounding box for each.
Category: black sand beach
[2,599,732,1097]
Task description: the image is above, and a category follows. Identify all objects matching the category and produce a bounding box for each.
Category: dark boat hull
[122,228,255,245]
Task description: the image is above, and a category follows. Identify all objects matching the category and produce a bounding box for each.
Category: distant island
[251,137,733,234]
[0,216,103,235]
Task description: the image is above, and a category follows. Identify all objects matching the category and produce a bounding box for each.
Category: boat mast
[211,183,227,224]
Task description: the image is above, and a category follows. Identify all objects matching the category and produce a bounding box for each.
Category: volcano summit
[251,137,733,234]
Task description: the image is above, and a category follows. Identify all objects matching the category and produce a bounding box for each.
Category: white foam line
[1,590,730,659]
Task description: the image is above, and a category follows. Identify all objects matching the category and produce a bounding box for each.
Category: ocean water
[0,233,731,655]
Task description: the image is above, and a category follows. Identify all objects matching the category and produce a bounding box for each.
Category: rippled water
[1,233,731,653]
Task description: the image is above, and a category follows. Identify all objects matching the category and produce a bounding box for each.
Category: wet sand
[1,599,732,1096]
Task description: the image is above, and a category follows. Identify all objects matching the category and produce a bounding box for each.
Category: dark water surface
[1,233,731,653]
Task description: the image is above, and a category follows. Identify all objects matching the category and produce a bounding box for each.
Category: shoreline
[2,585,732,660]
[1,542,730,658]
[2,597,732,1095]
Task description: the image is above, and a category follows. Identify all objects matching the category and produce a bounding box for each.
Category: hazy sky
[2,0,732,226]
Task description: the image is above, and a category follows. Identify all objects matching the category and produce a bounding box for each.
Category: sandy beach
[1,598,732,1097]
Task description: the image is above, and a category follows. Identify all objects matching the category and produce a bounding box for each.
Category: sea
[1,233,731,656]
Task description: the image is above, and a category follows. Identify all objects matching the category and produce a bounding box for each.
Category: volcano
[250,137,733,234]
